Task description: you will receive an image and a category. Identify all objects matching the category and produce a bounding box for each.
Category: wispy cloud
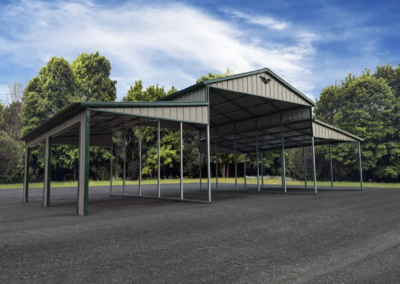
[228,10,288,30]
[0,0,319,100]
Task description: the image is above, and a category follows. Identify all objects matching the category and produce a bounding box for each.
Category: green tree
[316,69,400,181]
[71,51,117,102]
[0,131,24,183]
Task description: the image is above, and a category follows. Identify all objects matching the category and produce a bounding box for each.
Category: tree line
[0,52,399,184]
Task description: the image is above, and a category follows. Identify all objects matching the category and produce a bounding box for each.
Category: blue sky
[0,0,399,103]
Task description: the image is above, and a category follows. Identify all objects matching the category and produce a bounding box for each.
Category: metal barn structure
[20,68,363,216]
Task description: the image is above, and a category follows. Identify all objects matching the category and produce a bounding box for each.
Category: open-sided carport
[20,68,363,216]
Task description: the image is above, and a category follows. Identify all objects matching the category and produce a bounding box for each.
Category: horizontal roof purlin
[159,68,316,106]
[20,101,208,142]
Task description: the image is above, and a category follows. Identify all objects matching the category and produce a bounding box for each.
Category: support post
[157,120,161,197]
[180,122,183,200]
[23,146,30,202]
[199,131,202,190]
[139,126,142,196]
[256,129,260,191]
[43,136,51,207]
[303,147,307,189]
[358,141,363,190]
[234,132,237,190]
[110,148,113,196]
[207,125,211,203]
[281,126,286,193]
[329,144,333,190]
[78,110,90,216]
[123,128,126,196]
[261,152,264,189]
[311,137,317,195]
[244,154,247,188]
[215,137,218,190]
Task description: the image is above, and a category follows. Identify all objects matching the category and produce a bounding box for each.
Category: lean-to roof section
[312,119,363,142]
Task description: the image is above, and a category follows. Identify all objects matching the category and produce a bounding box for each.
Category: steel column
[78,110,90,216]
[281,126,286,193]
[215,137,218,190]
[329,144,333,190]
[139,126,142,196]
[311,137,317,194]
[180,122,183,200]
[358,142,363,190]
[303,147,307,189]
[234,133,237,190]
[110,148,113,196]
[123,128,126,196]
[244,154,247,188]
[256,129,260,191]
[157,120,161,197]
[199,131,202,190]
[23,146,30,202]
[43,136,51,207]
[261,152,264,189]
[207,125,211,203]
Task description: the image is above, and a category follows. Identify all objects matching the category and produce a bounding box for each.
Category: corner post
[329,144,333,190]
[215,136,218,190]
[157,120,161,197]
[207,125,211,203]
[311,137,317,194]
[110,147,113,196]
[256,129,260,191]
[180,122,183,200]
[358,141,363,190]
[281,125,286,193]
[139,126,142,196]
[303,147,307,189]
[234,132,237,190]
[261,152,264,189]
[43,136,52,207]
[123,128,126,196]
[244,154,247,188]
[199,131,202,190]
[23,146,30,202]
[78,109,90,216]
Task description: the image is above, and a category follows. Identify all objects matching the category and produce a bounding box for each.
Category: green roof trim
[20,101,209,142]
[158,68,316,106]
[313,119,363,141]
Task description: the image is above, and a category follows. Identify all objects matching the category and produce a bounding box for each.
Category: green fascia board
[20,101,209,142]
[158,82,205,101]
[313,119,363,141]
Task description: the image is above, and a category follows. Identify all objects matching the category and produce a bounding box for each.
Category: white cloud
[228,10,288,30]
[0,0,318,100]
[0,85,8,103]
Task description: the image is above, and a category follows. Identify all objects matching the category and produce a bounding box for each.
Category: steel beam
[123,128,126,196]
[281,126,286,193]
[303,147,307,189]
[256,129,260,191]
[261,151,264,189]
[139,126,142,196]
[78,109,90,216]
[110,148,113,196]
[244,154,247,188]
[43,136,51,207]
[234,132,237,190]
[215,136,218,190]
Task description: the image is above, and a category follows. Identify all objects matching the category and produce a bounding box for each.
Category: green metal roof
[159,68,316,106]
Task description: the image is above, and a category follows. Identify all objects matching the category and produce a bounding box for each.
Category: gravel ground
[1,183,399,284]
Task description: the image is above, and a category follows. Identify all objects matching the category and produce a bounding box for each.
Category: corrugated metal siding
[313,123,356,141]
[210,75,310,106]
[26,111,85,147]
[170,86,206,102]
[97,106,208,124]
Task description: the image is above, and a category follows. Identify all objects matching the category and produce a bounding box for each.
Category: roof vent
[259,76,271,85]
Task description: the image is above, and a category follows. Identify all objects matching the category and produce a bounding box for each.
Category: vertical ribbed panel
[171,86,206,102]
[210,74,310,105]
[313,123,355,141]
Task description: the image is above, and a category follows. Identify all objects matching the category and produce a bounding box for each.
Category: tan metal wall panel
[211,74,310,106]
[171,86,206,102]
[26,111,85,148]
[313,123,355,141]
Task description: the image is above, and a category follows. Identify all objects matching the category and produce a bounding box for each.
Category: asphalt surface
[1,183,399,283]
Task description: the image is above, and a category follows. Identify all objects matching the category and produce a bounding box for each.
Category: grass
[1,178,399,189]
